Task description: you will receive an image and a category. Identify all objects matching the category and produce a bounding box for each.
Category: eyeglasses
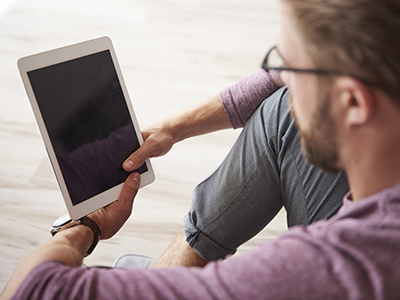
[261,45,370,85]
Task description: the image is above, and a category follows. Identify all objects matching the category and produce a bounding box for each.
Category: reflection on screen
[28,50,147,206]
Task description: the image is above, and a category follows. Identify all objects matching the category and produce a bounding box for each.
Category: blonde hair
[285,0,400,103]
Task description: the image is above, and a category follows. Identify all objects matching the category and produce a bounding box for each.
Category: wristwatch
[50,213,101,256]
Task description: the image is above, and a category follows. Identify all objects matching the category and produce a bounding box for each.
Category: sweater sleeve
[10,233,354,300]
[220,70,283,129]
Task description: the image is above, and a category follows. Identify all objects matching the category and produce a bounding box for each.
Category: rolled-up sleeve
[219,70,283,129]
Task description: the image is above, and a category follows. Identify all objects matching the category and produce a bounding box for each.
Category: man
[3,0,400,298]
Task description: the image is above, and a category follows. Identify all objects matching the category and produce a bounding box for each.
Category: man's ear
[333,77,376,126]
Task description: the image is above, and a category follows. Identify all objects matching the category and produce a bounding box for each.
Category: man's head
[277,0,400,177]
[283,0,400,104]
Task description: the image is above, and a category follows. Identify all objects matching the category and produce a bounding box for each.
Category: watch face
[53,213,72,228]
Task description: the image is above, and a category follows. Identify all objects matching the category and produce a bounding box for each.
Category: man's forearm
[164,93,232,144]
[1,225,93,300]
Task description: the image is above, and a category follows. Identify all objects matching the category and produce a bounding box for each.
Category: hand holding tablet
[18,37,155,220]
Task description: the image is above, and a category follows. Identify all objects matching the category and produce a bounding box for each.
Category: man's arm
[1,172,141,300]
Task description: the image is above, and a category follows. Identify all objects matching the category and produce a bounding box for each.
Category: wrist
[79,216,101,256]
[164,118,185,144]
[63,225,94,257]
[149,118,182,144]
[51,215,101,256]
[162,110,198,143]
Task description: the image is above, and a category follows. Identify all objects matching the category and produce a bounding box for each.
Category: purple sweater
[13,182,400,299]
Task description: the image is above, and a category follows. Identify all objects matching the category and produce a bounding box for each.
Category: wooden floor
[0,0,287,291]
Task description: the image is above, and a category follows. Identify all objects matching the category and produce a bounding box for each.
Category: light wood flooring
[0,0,287,291]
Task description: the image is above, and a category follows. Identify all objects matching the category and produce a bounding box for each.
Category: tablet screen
[27,50,147,206]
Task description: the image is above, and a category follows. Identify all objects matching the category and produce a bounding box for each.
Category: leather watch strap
[79,216,101,256]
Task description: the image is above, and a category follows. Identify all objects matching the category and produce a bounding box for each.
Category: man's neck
[345,130,400,202]
[347,164,400,202]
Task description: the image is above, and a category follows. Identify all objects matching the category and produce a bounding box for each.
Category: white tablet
[18,37,155,220]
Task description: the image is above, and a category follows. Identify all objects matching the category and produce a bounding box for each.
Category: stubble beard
[288,93,340,175]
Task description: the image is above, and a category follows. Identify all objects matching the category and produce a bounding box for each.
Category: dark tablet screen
[28,50,147,206]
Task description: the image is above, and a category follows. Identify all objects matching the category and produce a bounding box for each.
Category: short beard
[289,92,340,175]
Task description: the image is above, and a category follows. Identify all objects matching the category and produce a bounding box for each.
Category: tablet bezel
[17,36,155,220]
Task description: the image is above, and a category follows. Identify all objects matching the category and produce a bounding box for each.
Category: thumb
[118,172,141,207]
[123,143,154,172]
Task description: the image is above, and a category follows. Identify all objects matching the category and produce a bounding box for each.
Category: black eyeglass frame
[261,45,371,84]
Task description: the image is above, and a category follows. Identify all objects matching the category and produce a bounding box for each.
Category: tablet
[17,37,155,220]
